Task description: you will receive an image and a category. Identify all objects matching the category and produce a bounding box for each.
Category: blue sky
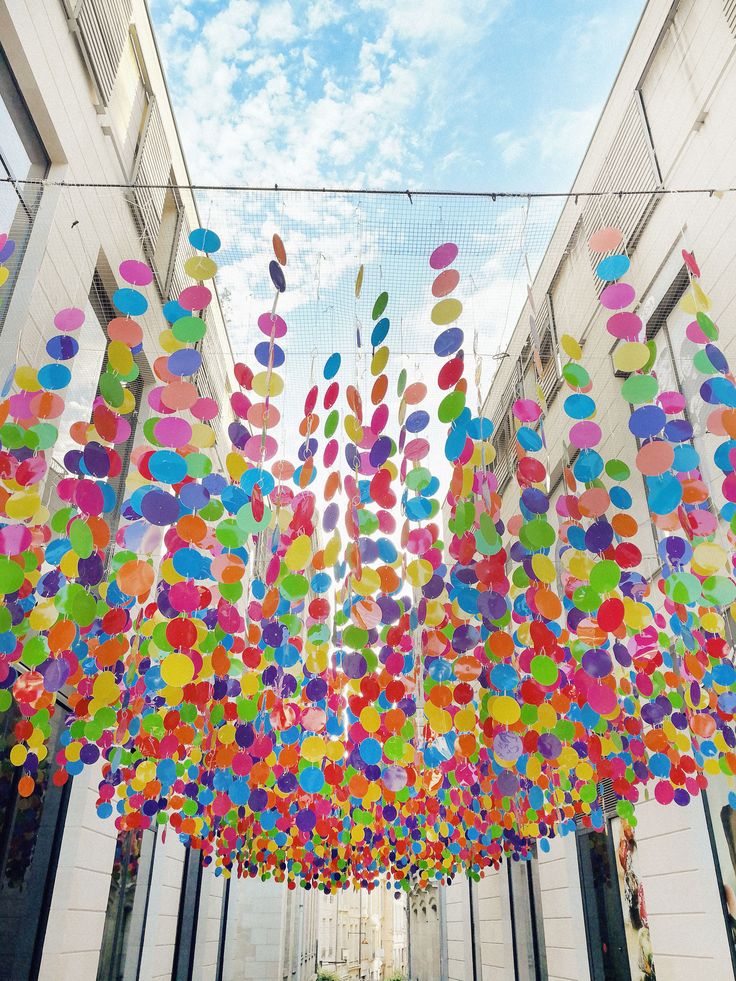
[149,0,646,192]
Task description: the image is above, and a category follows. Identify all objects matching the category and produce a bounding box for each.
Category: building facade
[318,886,408,981]
[0,1,320,979]
[422,1,736,980]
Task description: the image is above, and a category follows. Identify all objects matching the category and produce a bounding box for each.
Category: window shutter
[73,0,133,105]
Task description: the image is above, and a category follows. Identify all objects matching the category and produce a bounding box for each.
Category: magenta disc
[429,242,458,270]
[600,282,636,310]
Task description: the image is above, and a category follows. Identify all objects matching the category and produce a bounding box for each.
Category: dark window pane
[173,847,203,980]
[0,702,71,980]
[96,828,156,981]
[0,45,48,337]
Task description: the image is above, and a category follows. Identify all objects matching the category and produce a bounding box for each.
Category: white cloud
[257,1,299,44]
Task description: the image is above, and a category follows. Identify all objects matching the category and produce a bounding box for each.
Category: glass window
[0,701,71,980]
[508,855,548,981]
[576,826,632,981]
[96,827,157,981]
[704,781,736,973]
[172,846,204,980]
[0,46,49,335]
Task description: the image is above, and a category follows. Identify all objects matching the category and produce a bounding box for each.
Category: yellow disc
[29,599,58,631]
[406,558,433,587]
[0,267,8,288]
[190,422,215,448]
[678,281,710,314]
[9,743,27,767]
[355,264,364,298]
[227,452,249,482]
[118,388,137,414]
[490,696,521,726]
[531,553,556,584]
[160,329,187,353]
[454,706,476,731]
[360,706,380,733]
[560,334,583,360]
[431,298,463,326]
[323,532,342,566]
[161,652,195,687]
[352,567,381,596]
[184,255,218,280]
[326,739,345,762]
[302,736,326,762]
[691,541,727,576]
[15,366,40,391]
[306,647,328,673]
[285,534,312,571]
[371,346,389,376]
[344,415,363,443]
[5,491,41,520]
[252,371,284,397]
[537,703,557,728]
[613,341,650,373]
[108,340,134,376]
[241,673,259,697]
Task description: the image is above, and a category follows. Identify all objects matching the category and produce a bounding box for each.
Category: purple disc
[269,260,286,292]
[600,282,636,310]
[369,435,392,468]
[429,243,458,270]
[168,348,202,377]
[434,327,464,357]
[141,488,181,526]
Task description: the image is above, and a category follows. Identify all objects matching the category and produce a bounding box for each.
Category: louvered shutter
[74,0,133,105]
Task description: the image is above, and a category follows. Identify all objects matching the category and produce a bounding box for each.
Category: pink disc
[258,312,287,338]
[148,387,176,414]
[600,282,636,310]
[636,440,674,477]
[588,227,622,253]
[0,525,32,554]
[271,460,294,481]
[108,317,143,347]
[154,417,192,448]
[169,581,202,613]
[16,456,47,486]
[161,381,198,411]
[119,259,153,286]
[230,392,251,419]
[686,320,709,344]
[432,269,460,297]
[377,510,395,533]
[657,390,685,414]
[404,438,429,461]
[429,242,458,270]
[179,285,212,311]
[9,391,34,420]
[245,434,277,461]
[606,311,642,340]
[191,397,219,421]
[588,682,617,715]
[247,402,280,429]
[681,249,700,278]
[407,527,433,554]
[30,391,64,419]
[569,420,601,449]
[54,307,85,332]
[513,398,542,423]
[75,479,104,516]
[323,439,338,467]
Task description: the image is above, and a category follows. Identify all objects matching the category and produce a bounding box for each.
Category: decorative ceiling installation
[2,193,736,895]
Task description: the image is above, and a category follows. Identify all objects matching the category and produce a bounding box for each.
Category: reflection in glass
[97,827,156,981]
[0,701,71,980]
[0,45,49,335]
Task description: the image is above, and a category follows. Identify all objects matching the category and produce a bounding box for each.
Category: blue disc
[163,300,187,323]
[405,410,429,433]
[371,318,390,346]
[168,348,202,377]
[38,363,71,390]
[595,254,630,282]
[269,260,286,293]
[324,353,341,379]
[46,335,78,361]
[113,288,148,317]
[628,405,665,438]
[149,449,187,484]
[189,227,221,253]
[434,327,463,357]
[254,341,284,367]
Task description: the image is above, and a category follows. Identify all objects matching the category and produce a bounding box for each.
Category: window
[508,854,548,981]
[703,780,736,974]
[96,827,157,981]
[0,701,71,980]
[576,827,632,981]
[172,847,204,980]
[0,46,49,335]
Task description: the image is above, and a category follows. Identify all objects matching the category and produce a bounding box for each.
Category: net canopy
[2,179,736,893]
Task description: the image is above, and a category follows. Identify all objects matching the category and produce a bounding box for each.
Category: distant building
[318,886,407,980]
